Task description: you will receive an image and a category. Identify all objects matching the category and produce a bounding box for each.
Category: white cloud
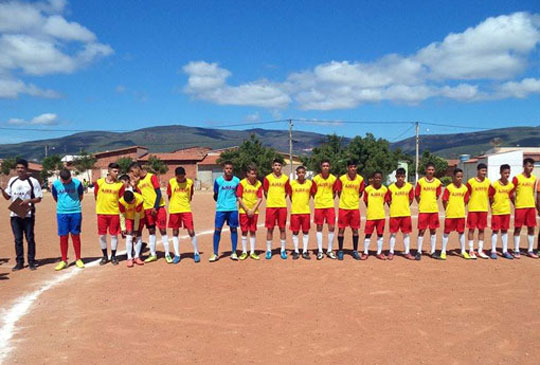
[115,85,126,93]
[244,112,260,122]
[183,12,540,110]
[0,76,60,98]
[0,0,113,98]
[8,112,59,125]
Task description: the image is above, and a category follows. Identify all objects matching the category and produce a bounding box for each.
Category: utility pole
[415,121,420,183]
[288,119,294,179]
[45,145,48,158]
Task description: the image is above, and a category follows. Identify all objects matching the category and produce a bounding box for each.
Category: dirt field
[1,191,539,364]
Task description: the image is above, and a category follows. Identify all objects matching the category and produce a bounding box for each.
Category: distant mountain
[391,126,540,158]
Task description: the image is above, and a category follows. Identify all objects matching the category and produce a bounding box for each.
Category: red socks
[60,235,69,261]
[72,234,81,260]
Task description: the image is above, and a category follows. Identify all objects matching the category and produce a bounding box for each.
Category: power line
[293,119,414,125]
[420,122,492,131]
[391,124,416,142]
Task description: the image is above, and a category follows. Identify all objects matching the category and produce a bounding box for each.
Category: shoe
[502,252,513,260]
[404,253,415,260]
[468,250,477,260]
[250,252,260,260]
[477,251,489,259]
[134,257,145,265]
[337,250,344,261]
[440,252,447,260]
[165,254,173,264]
[28,262,38,271]
[230,252,239,261]
[209,254,219,262]
[360,253,369,260]
[292,251,299,260]
[55,261,67,271]
[144,254,158,263]
[461,251,471,260]
[327,251,337,260]
[415,252,422,261]
[12,263,24,272]
[432,252,441,260]
[376,253,387,260]
[172,255,181,264]
[490,252,498,260]
[194,253,200,263]
[265,251,272,260]
[352,251,361,260]
[110,256,119,265]
[99,256,108,265]
[302,252,311,260]
[239,252,248,260]
[387,252,394,261]
[280,251,288,260]
[75,259,85,268]
[317,252,324,260]
[527,251,539,259]
[126,259,134,268]
[512,251,520,259]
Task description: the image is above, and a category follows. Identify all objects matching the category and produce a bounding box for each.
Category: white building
[458,148,538,181]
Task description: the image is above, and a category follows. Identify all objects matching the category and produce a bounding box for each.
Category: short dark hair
[119,174,130,182]
[396,167,406,176]
[129,161,142,170]
[454,168,463,175]
[175,166,186,175]
[477,163,487,170]
[59,169,71,181]
[425,162,436,169]
[15,159,28,169]
[272,158,283,165]
[523,158,535,166]
[372,170,383,177]
[246,164,257,173]
[500,164,510,173]
[347,159,357,167]
[123,190,134,203]
[108,162,120,169]
[321,159,330,165]
[222,160,233,167]
[296,165,306,172]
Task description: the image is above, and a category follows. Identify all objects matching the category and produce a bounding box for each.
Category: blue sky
[0,0,539,146]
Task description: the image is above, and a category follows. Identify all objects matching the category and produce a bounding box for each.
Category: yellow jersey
[289,179,314,215]
[263,173,289,208]
[336,174,365,210]
[167,177,193,214]
[466,177,491,212]
[118,192,144,220]
[137,172,165,210]
[94,178,124,215]
[415,177,442,213]
[512,174,537,209]
[237,178,263,214]
[363,185,388,220]
[386,182,413,218]
[312,173,337,209]
[489,180,514,216]
[442,183,469,219]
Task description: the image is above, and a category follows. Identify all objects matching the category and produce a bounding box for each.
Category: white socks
[241,236,248,253]
[292,235,299,253]
[149,234,157,256]
[389,234,396,254]
[111,235,118,250]
[134,237,142,258]
[417,236,423,253]
[99,235,107,249]
[501,233,508,253]
[363,238,370,254]
[249,236,255,254]
[162,235,169,255]
[280,239,286,253]
[403,234,410,254]
[302,235,309,253]
[478,240,484,252]
[376,236,383,255]
[173,236,180,256]
[459,233,465,253]
[430,234,436,254]
[126,235,133,260]
[266,240,272,252]
[191,236,199,254]
[468,240,474,251]
[527,235,534,252]
[316,231,323,253]
[491,233,497,253]
[514,235,520,253]
[328,232,334,252]
[442,234,449,254]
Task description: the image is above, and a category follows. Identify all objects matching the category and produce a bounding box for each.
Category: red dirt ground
[1,191,539,364]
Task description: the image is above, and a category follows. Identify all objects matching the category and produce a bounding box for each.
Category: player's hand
[247,209,254,217]
[20,199,31,205]
[121,231,126,239]
[151,208,157,216]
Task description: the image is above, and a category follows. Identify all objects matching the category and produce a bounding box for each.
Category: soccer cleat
[468,250,477,260]
[403,253,415,260]
[28,262,38,271]
[209,254,219,262]
[12,263,24,272]
[327,251,337,260]
[265,251,272,260]
[239,252,248,260]
[144,254,158,263]
[337,250,344,261]
[230,253,239,261]
[387,252,394,261]
[99,256,108,265]
[461,251,471,260]
[512,251,521,259]
[477,251,489,259]
[352,251,361,260]
[134,257,144,265]
[110,256,119,265]
[194,253,200,263]
[415,252,422,261]
[280,251,288,260]
[431,252,441,260]
[250,252,260,260]
[302,252,311,260]
[376,253,387,261]
[172,255,181,264]
[165,254,173,264]
[527,251,539,259]
[502,252,513,260]
[360,253,369,260]
[75,259,85,268]
[490,252,498,260]
[440,252,447,260]
[126,259,134,268]
[292,251,299,260]
[55,261,67,271]
[317,252,324,260]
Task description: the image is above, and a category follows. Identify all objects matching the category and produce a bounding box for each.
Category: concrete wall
[486,150,523,181]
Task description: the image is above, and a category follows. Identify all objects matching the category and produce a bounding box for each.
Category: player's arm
[119,203,127,233]
[363,190,369,207]
[310,181,317,198]
[436,184,442,200]
[262,177,269,199]
[488,185,495,206]
[384,189,391,208]
[236,184,249,212]
[253,186,263,212]
[442,188,449,210]
[464,190,470,205]
[510,177,518,205]
[334,179,342,198]
[213,180,219,202]
[151,175,161,209]
[414,183,421,204]
[78,181,84,202]
[408,187,414,206]
[166,182,172,201]
[51,184,58,203]
[285,179,291,198]
[134,202,143,233]
[93,180,99,200]
[25,178,42,205]
[536,184,540,214]
[190,183,194,202]
[359,180,365,198]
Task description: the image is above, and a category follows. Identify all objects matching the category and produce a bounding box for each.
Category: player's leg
[10,217,25,271]
[526,225,537,258]
[97,215,109,265]
[301,215,310,258]
[109,215,120,265]
[69,213,83,268]
[336,209,347,260]
[327,208,336,258]
[363,220,374,258]
[265,208,275,259]
[314,209,324,256]
[375,220,386,259]
[229,212,239,260]
[211,212,225,262]
[278,208,287,259]
[55,214,69,271]
[125,218,135,267]
[389,218,398,257]
[416,213,428,260]
[440,220,450,260]
[239,214,249,259]
[23,216,37,270]
[290,214,300,258]
[171,228,180,263]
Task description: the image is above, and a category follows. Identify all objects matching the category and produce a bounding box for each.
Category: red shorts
[168,212,194,230]
[338,209,361,229]
[290,214,311,232]
[265,207,287,229]
[389,216,412,234]
[514,208,537,228]
[239,213,259,232]
[418,212,440,230]
[364,219,385,235]
[467,211,488,230]
[124,218,144,233]
[313,208,336,225]
[444,218,465,234]
[97,214,120,235]
[144,207,167,230]
[491,215,510,231]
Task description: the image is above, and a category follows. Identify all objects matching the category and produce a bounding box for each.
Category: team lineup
[2,157,540,271]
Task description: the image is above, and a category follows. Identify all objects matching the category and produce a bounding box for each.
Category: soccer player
[335,160,365,260]
[211,161,240,262]
[288,165,315,260]
[94,163,124,265]
[489,164,514,260]
[363,171,388,260]
[263,158,290,260]
[129,162,169,263]
[385,167,415,260]
[119,190,145,267]
[52,169,85,271]
[167,167,200,264]
[237,164,263,260]
[312,160,337,260]
[466,163,491,259]
[414,162,442,260]
[438,168,470,260]
[511,158,538,258]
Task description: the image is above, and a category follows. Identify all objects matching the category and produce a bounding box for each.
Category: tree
[0,157,18,185]
[416,150,448,179]
[146,155,168,175]
[346,133,398,179]
[73,151,96,182]
[301,134,348,175]
[217,134,281,178]
[116,157,134,174]
[41,155,64,182]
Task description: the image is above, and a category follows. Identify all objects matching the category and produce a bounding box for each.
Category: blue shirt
[52,178,84,214]
[214,175,240,212]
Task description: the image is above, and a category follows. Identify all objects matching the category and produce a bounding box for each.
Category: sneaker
[265,251,272,260]
[194,253,200,263]
[461,251,471,260]
[468,250,477,260]
[387,252,394,261]
[302,252,311,260]
[512,251,521,259]
[490,252,498,260]
[144,254,157,263]
[432,252,441,260]
[360,253,369,260]
[209,254,219,262]
[126,259,134,268]
[337,250,344,261]
[527,251,539,259]
[376,253,387,260]
[230,253,239,261]
[28,262,38,271]
[502,252,513,260]
[477,251,489,259]
[12,263,24,272]
[75,259,85,268]
[317,252,324,260]
[292,251,299,260]
[404,253,415,260]
[172,255,181,264]
[280,251,288,260]
[99,256,108,265]
[415,252,422,261]
[165,254,173,264]
[110,256,119,265]
[55,261,68,271]
[250,252,260,260]
[352,251,361,260]
[134,257,145,265]
[327,251,337,260]
[440,252,447,260]
[239,252,248,260]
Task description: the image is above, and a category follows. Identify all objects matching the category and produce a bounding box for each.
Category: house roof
[94,146,147,158]
[0,159,42,171]
[138,147,209,162]
[446,159,459,167]
[199,154,221,165]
